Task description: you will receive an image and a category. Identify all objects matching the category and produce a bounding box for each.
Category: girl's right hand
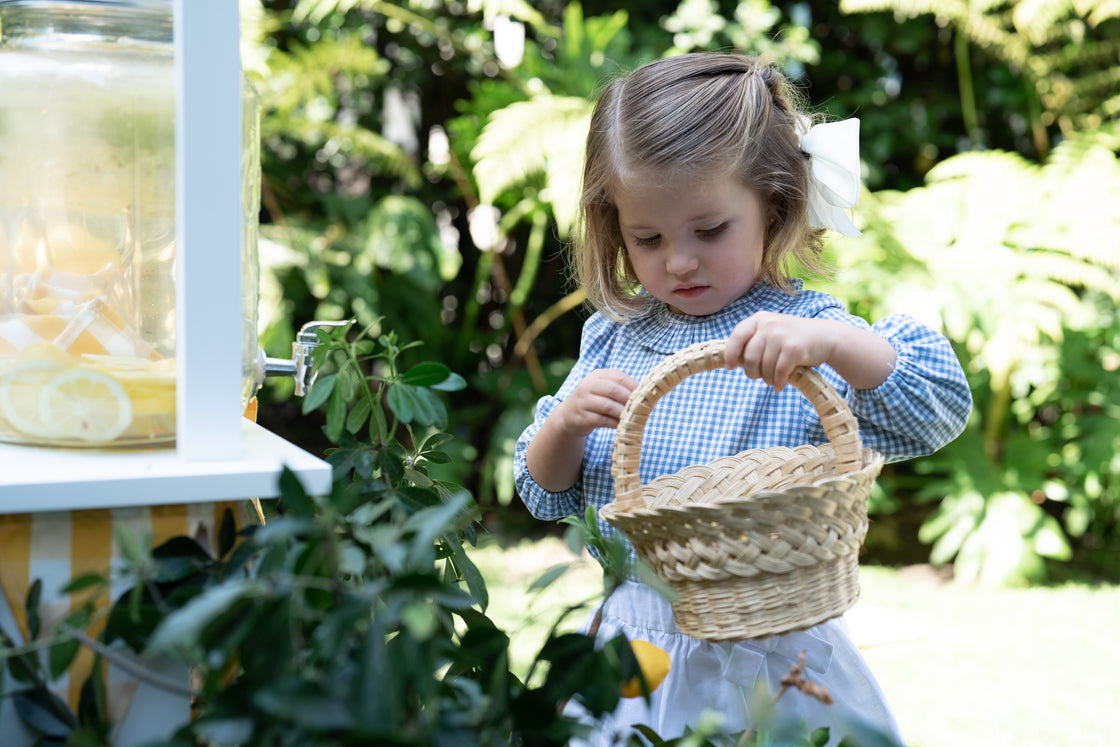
[551,369,639,437]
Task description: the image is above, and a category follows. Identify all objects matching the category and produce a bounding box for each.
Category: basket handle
[610,338,864,512]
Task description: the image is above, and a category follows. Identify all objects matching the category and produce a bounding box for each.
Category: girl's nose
[666,244,699,276]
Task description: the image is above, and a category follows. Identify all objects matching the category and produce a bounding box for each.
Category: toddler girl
[514,52,972,746]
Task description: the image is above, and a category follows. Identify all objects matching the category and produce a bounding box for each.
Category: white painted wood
[173,0,243,461]
[0,419,333,513]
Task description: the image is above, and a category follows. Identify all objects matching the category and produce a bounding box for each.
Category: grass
[471,535,1120,747]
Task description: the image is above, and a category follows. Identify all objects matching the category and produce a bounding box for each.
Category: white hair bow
[798,117,862,237]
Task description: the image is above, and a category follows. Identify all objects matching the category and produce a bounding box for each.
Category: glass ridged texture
[0,0,261,447]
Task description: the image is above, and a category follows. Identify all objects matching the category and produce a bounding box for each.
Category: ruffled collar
[627,280,804,354]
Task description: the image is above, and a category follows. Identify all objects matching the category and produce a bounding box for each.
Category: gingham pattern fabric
[514,281,972,554]
[0,269,156,358]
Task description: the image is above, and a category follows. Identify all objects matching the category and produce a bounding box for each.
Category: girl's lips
[673,285,708,298]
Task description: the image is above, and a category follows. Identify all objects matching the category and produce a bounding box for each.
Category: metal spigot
[259,320,350,396]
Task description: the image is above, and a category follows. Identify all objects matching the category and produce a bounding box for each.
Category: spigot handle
[261,320,351,396]
[296,320,352,345]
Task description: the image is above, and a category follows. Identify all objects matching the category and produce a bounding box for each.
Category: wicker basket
[599,339,884,641]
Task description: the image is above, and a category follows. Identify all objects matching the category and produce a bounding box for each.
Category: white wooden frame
[0,0,332,511]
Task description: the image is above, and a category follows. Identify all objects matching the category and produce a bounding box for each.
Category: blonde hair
[573,53,831,320]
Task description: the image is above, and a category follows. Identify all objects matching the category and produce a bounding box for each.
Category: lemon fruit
[81,354,176,418]
[0,357,71,437]
[620,640,672,699]
[38,367,132,443]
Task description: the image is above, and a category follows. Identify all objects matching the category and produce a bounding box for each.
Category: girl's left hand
[724,312,835,391]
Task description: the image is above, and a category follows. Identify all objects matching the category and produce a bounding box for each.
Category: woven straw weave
[600,339,884,641]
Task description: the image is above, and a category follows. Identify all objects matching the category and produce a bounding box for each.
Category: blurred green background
[243,0,1120,587]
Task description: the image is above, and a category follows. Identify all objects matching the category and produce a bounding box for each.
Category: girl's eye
[697,223,729,240]
[633,234,660,247]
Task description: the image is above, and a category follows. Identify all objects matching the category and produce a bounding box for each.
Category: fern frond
[1077,0,1120,24]
[960,8,1030,66]
[294,0,365,25]
[261,37,389,116]
[924,148,1036,184]
[1012,0,1077,44]
[262,116,422,187]
[1071,65,1120,104]
[843,0,1119,126]
[1020,251,1120,298]
[1022,297,1070,343]
[838,0,949,17]
[471,94,592,233]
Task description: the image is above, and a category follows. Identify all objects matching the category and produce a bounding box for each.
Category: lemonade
[0,1,263,448]
[0,345,175,446]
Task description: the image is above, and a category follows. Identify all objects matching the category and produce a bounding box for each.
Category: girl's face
[615,170,769,316]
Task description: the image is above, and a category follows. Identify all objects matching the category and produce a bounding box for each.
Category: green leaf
[76,657,108,732]
[278,467,316,517]
[431,372,467,392]
[386,383,415,423]
[218,508,237,560]
[252,685,355,731]
[449,623,509,677]
[409,386,446,428]
[61,573,106,595]
[404,492,472,567]
[26,579,42,640]
[443,531,488,610]
[252,515,315,546]
[346,395,372,434]
[355,617,398,730]
[326,384,348,442]
[145,579,264,656]
[66,725,111,747]
[528,564,570,592]
[49,609,90,679]
[13,687,77,738]
[337,367,357,401]
[400,361,452,387]
[302,372,337,414]
[537,632,620,716]
[401,601,438,639]
[421,449,451,465]
[0,625,41,686]
[387,383,446,427]
[114,524,150,573]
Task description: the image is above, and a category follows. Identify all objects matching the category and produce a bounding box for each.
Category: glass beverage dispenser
[0,0,261,447]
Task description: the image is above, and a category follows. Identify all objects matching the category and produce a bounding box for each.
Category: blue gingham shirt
[514,280,972,545]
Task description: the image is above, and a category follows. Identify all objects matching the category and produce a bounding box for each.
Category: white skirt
[567,581,906,747]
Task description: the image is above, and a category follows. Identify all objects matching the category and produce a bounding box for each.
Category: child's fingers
[725,317,758,369]
[594,369,639,402]
[767,348,804,393]
[570,370,639,429]
[758,345,790,392]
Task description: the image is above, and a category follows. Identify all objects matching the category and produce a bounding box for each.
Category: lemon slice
[38,368,133,443]
[0,358,70,438]
[20,343,74,366]
[112,368,176,416]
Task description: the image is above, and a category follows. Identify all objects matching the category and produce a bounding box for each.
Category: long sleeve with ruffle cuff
[513,396,586,520]
[844,313,972,462]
